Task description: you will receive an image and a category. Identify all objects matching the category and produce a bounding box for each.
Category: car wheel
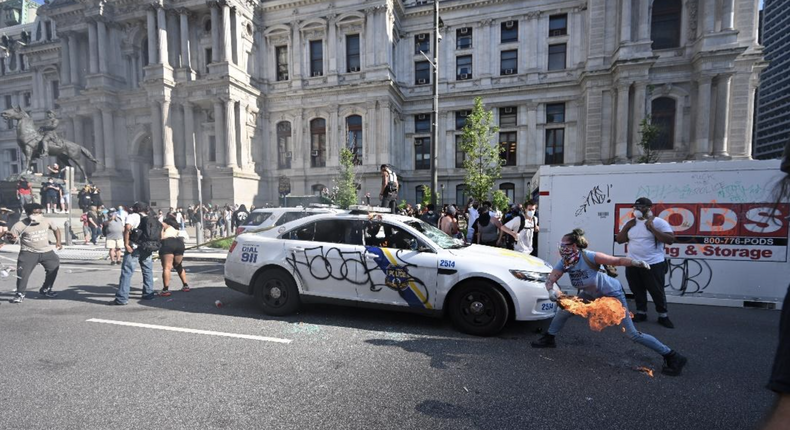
[253,269,300,316]
[448,281,509,336]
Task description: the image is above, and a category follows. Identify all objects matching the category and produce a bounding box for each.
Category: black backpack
[131,215,163,253]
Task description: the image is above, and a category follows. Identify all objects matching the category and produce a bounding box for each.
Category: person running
[104,209,124,265]
[6,203,62,303]
[158,217,189,296]
[616,197,676,328]
[109,202,157,306]
[531,228,688,376]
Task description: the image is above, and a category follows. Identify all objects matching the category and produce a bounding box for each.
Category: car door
[281,219,364,300]
[357,221,438,310]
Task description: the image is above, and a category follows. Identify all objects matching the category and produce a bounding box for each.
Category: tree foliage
[636,115,662,164]
[420,184,440,208]
[491,190,510,213]
[334,148,358,209]
[461,97,502,203]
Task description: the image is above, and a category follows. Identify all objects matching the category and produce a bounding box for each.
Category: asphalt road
[0,258,781,430]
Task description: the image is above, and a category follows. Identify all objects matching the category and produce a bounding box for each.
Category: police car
[224,207,556,336]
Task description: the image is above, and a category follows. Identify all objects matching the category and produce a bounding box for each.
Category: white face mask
[29,214,44,224]
[527,210,535,218]
[633,209,652,219]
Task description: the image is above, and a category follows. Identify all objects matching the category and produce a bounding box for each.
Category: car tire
[253,269,300,316]
[448,281,510,337]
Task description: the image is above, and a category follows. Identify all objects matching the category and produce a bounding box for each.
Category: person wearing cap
[616,197,676,328]
[103,209,124,265]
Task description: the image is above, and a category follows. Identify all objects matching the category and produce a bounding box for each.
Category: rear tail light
[229,240,238,253]
[235,227,244,236]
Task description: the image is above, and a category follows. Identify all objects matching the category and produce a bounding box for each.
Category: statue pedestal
[90,169,134,208]
[148,168,181,210]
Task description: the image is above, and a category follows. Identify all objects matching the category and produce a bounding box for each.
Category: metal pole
[430,0,439,207]
[192,131,204,248]
[65,167,73,246]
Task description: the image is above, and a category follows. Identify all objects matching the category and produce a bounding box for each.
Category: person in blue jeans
[531,228,688,376]
[108,202,154,305]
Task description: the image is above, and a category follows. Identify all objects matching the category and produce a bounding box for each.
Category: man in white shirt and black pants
[616,197,676,328]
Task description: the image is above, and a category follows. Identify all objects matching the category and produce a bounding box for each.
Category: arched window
[651,0,682,50]
[346,115,362,165]
[277,121,292,169]
[310,118,326,167]
[651,97,676,150]
[456,184,467,207]
[499,183,515,204]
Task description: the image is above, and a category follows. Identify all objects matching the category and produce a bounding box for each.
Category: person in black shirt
[232,204,249,231]
[419,204,440,227]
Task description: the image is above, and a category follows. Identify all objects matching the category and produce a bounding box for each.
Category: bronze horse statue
[0,106,98,181]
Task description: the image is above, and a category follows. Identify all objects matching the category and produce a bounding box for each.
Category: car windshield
[243,211,273,226]
[405,219,466,250]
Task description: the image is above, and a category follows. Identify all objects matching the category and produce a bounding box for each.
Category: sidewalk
[0,243,228,263]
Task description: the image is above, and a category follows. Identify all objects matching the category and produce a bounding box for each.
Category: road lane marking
[86,318,292,344]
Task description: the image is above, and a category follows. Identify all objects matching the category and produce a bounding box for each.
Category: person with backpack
[109,202,160,305]
[530,228,688,377]
[232,204,249,232]
[379,164,399,214]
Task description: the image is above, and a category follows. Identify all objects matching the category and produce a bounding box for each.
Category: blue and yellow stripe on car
[365,246,433,309]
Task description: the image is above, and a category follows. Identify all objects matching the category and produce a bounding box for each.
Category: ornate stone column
[147,7,157,65]
[210,3,220,63]
[614,83,630,162]
[631,82,647,156]
[96,19,108,74]
[161,100,175,169]
[713,74,732,157]
[157,6,170,67]
[213,101,225,165]
[620,0,631,44]
[225,98,237,168]
[722,0,735,31]
[101,110,115,169]
[60,35,71,85]
[88,21,98,74]
[68,34,79,85]
[183,102,195,166]
[221,2,232,63]
[91,110,105,171]
[179,10,191,70]
[151,103,164,168]
[694,76,713,158]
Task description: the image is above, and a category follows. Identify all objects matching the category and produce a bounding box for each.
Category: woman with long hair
[531,228,688,376]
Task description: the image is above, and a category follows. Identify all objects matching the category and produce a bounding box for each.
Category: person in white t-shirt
[616,197,676,328]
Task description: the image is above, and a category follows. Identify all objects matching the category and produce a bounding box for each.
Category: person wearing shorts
[104,209,124,265]
[158,218,189,296]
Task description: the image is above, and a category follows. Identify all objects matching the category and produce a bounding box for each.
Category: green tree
[461,97,502,203]
[492,190,510,213]
[334,148,358,209]
[636,115,662,164]
[420,184,440,208]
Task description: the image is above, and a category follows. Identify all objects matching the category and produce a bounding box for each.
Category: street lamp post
[429,0,440,207]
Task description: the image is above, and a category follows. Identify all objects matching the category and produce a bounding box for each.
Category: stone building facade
[0,0,765,208]
[753,0,788,160]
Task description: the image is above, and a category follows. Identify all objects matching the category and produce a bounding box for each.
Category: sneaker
[141,293,155,300]
[658,317,675,329]
[180,285,190,293]
[110,261,116,266]
[632,313,647,323]
[159,288,171,297]
[11,294,24,304]
[39,289,58,298]
[107,299,127,306]
[661,350,688,376]
[530,334,556,348]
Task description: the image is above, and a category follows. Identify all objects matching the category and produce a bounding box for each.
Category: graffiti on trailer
[285,245,431,307]
[636,181,768,203]
[575,184,613,217]
[664,258,713,296]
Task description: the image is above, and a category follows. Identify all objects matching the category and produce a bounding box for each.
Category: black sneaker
[662,350,687,376]
[658,317,675,329]
[39,290,58,298]
[632,313,647,322]
[107,299,127,306]
[530,334,556,348]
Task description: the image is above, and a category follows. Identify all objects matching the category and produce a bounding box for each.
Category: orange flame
[557,296,627,331]
[637,366,655,377]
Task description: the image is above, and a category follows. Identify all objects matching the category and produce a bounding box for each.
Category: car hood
[447,244,552,273]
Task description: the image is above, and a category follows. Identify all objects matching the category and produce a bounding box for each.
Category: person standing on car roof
[616,197,676,328]
[379,164,399,214]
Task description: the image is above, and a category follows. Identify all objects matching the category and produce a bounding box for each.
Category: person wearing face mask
[6,203,63,303]
[616,197,676,328]
[531,228,687,376]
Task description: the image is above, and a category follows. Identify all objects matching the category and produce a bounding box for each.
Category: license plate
[540,302,555,312]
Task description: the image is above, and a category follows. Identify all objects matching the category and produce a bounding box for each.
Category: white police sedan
[224,208,556,336]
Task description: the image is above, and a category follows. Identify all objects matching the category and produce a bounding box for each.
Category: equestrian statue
[0,107,98,181]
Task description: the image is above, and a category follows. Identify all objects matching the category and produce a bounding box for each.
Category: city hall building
[0,0,764,208]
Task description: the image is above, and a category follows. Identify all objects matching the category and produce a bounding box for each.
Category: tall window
[346,34,360,72]
[346,115,363,165]
[500,183,515,203]
[501,21,518,43]
[651,97,676,150]
[19,54,25,71]
[309,40,323,77]
[455,110,470,130]
[456,184,467,206]
[499,107,517,167]
[3,148,19,176]
[204,48,212,72]
[23,92,30,107]
[416,185,425,205]
[545,129,564,165]
[208,135,217,162]
[456,55,472,80]
[548,44,566,70]
[415,61,430,85]
[549,14,568,36]
[456,27,472,49]
[501,50,517,75]
[651,0,682,50]
[276,46,288,81]
[414,137,430,170]
[310,118,326,167]
[44,21,53,41]
[51,80,59,109]
[415,34,430,54]
[415,114,431,133]
[546,103,565,123]
[455,135,465,168]
[277,121,292,169]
